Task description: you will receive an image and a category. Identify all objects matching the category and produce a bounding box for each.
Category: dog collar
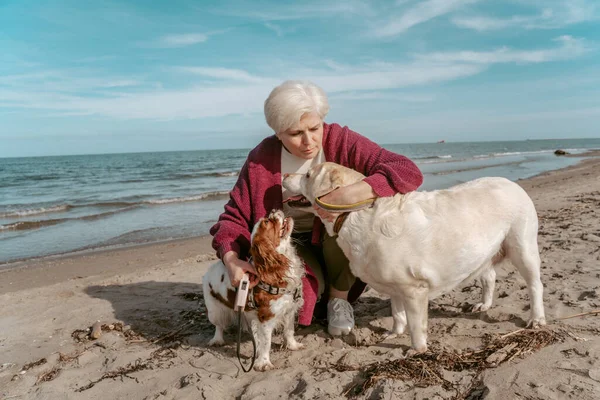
[333,212,350,234]
[255,281,301,299]
[314,196,376,212]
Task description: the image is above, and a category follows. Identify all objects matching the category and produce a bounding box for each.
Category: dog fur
[283,162,546,354]
[202,210,305,370]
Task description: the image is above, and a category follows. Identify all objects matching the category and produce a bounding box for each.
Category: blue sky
[1,0,599,157]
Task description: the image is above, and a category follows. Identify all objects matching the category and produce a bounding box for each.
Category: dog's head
[250,210,294,280]
[282,162,365,210]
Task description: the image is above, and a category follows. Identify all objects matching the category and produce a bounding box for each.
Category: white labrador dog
[283,162,546,354]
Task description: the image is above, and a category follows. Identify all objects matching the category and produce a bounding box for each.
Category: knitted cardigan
[210,123,423,325]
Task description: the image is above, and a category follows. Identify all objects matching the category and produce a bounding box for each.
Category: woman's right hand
[222,251,259,288]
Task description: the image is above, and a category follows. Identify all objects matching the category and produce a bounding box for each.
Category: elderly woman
[210,81,423,336]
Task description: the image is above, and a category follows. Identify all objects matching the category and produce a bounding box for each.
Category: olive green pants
[293,231,356,298]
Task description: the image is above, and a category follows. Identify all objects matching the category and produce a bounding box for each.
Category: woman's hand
[315,180,376,222]
[222,251,259,288]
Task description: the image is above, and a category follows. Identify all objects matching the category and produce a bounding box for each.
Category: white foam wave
[0,204,71,218]
[145,191,230,205]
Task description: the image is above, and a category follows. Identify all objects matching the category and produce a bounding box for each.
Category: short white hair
[264,80,330,134]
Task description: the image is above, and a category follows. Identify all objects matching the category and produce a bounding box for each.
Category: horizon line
[1,137,599,160]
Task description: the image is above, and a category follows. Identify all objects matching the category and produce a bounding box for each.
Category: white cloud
[156,33,208,47]
[174,67,266,84]
[452,0,598,31]
[372,0,478,37]
[0,61,482,120]
[415,36,589,64]
[264,22,285,37]
[1,36,590,121]
[213,1,374,21]
[331,91,435,102]
[0,70,143,92]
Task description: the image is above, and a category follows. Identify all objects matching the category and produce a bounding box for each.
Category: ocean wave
[0,207,137,231]
[0,219,64,231]
[417,156,457,164]
[0,204,73,218]
[174,171,239,179]
[432,160,524,176]
[214,171,239,177]
[145,191,230,204]
[0,191,230,231]
[416,155,453,160]
[473,150,555,160]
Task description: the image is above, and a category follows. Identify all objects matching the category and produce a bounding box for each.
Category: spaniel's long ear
[251,234,289,283]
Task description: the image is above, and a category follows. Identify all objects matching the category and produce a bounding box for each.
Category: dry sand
[1,152,600,400]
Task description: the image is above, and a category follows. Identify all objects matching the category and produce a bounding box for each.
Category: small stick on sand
[499,328,526,339]
[555,309,600,321]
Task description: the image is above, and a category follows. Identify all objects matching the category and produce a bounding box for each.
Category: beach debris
[176,292,202,301]
[20,358,47,372]
[1,362,16,372]
[554,149,569,156]
[556,309,600,321]
[338,328,568,398]
[35,366,61,385]
[71,322,144,343]
[90,321,103,339]
[75,346,179,392]
[75,359,151,392]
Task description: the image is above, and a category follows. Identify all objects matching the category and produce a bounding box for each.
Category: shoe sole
[328,325,352,336]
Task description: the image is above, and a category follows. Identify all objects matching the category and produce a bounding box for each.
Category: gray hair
[264,80,330,134]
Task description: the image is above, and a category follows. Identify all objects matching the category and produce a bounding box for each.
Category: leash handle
[235,274,250,311]
[235,273,256,372]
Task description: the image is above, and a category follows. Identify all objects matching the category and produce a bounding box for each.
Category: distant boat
[437,140,446,144]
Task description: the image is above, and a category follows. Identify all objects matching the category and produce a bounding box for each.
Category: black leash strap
[236,306,256,372]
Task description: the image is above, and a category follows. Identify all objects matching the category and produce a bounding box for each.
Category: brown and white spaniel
[202,210,305,371]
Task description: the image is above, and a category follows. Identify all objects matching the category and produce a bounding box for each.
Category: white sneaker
[327,298,355,336]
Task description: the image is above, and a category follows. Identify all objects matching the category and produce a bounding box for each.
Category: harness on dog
[242,281,302,310]
[235,259,302,372]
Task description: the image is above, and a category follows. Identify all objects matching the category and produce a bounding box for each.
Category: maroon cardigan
[210,123,423,324]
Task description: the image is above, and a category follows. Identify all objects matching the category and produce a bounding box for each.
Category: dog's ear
[251,226,289,283]
[329,168,343,189]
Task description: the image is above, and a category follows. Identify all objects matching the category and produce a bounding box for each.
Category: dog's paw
[405,346,427,358]
[208,337,225,347]
[471,302,491,312]
[254,361,275,371]
[286,340,305,351]
[382,327,405,340]
[527,316,547,328]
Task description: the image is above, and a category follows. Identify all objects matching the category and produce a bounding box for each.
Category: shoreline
[2,150,600,399]
[1,149,598,270]
[1,150,598,295]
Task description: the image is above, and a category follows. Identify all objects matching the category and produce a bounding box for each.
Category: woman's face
[277,112,323,160]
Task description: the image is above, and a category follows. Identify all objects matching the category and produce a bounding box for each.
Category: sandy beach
[2,152,600,400]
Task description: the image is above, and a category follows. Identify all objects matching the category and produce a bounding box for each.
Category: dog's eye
[305,172,310,178]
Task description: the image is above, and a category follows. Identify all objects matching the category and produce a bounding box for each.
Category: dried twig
[75,359,151,392]
[20,358,47,372]
[555,309,600,321]
[35,367,61,385]
[339,328,567,398]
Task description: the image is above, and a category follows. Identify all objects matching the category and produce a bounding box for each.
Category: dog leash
[235,274,256,372]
